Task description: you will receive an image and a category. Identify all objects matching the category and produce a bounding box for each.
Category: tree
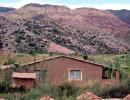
[114,57,124,80]
[29,49,37,71]
[83,54,88,60]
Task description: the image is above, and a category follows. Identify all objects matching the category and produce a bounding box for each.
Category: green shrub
[15,36,21,43]
[0,79,9,93]
[52,27,60,33]
[58,81,80,97]
[4,58,15,65]
[83,55,88,60]
[81,80,105,96]
[8,85,26,93]
[33,29,40,35]
[30,82,59,99]
[49,52,54,56]
[28,49,36,56]
[100,78,130,98]
[0,42,3,48]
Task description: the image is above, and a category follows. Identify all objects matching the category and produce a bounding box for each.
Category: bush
[0,79,9,93]
[8,85,26,93]
[58,81,80,97]
[30,82,59,99]
[33,30,40,35]
[100,78,130,98]
[28,49,36,56]
[15,36,21,43]
[80,80,105,96]
[4,58,15,65]
[52,27,60,33]
[83,55,88,60]
[49,52,54,56]
[0,42,3,48]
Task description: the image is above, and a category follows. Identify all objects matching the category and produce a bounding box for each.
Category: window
[35,70,46,79]
[69,70,81,80]
[36,70,40,79]
[102,67,116,79]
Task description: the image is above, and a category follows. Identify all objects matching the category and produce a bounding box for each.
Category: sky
[0,0,130,10]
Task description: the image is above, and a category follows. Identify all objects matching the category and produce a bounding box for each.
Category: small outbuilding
[12,72,36,89]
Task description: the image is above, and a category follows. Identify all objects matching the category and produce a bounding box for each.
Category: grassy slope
[0,53,129,75]
[0,53,55,66]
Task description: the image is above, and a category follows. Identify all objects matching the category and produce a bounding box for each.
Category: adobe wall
[14,78,34,89]
[101,70,119,85]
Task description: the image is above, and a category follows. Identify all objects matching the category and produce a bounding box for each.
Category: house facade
[17,56,119,85]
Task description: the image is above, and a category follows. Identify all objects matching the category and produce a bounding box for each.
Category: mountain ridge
[1,3,129,31]
[108,9,130,25]
[0,6,16,13]
[0,3,130,54]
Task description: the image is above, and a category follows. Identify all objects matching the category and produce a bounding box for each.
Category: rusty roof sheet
[13,72,36,79]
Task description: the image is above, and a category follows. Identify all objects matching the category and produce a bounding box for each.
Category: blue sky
[0,0,130,10]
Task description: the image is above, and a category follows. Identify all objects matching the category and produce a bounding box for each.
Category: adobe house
[17,56,119,85]
[12,72,36,89]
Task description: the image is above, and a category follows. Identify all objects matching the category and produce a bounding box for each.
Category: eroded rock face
[1,3,129,31]
[123,94,130,100]
[77,92,102,100]
[48,42,75,54]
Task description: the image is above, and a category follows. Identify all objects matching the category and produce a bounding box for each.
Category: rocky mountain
[109,9,130,25]
[0,6,16,13]
[0,3,130,54]
[1,3,129,31]
[0,16,129,54]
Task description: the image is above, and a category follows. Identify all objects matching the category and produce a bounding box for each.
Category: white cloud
[0,0,51,8]
[69,3,130,10]
[0,0,130,10]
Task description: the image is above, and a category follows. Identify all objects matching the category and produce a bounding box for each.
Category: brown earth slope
[0,16,129,54]
[0,3,130,54]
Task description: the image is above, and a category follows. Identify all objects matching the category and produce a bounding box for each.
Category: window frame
[35,70,40,79]
[68,69,82,81]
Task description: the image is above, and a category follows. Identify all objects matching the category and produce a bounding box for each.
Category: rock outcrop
[77,92,102,100]
[123,94,130,100]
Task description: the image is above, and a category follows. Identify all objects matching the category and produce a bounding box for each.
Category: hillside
[0,6,16,13]
[109,9,130,25]
[0,16,129,54]
[0,3,130,54]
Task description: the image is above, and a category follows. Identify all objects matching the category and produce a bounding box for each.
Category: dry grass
[0,53,58,66]
[0,53,129,76]
[0,55,8,66]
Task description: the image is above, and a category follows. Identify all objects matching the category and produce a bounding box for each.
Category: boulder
[77,92,102,100]
[123,94,130,100]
